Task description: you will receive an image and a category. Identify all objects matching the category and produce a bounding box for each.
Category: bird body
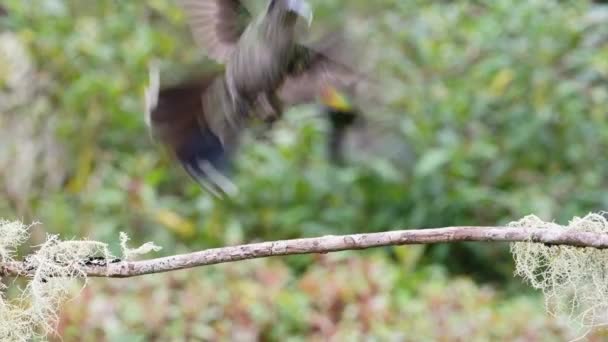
[226,7,296,101]
[146,0,314,196]
[320,85,358,165]
[179,0,312,121]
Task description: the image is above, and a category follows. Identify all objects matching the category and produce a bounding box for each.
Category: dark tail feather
[328,125,347,165]
[327,109,358,166]
[176,127,238,197]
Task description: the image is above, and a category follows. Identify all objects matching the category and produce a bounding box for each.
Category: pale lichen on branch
[0,220,160,341]
[511,213,608,335]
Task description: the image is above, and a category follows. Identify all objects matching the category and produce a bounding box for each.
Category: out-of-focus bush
[53,252,605,341]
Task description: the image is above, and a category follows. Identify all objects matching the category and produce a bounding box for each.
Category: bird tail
[176,128,238,198]
[145,67,238,198]
[327,108,358,166]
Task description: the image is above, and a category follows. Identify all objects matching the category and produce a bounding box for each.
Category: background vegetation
[1,0,608,340]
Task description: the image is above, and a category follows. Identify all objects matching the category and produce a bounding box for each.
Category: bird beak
[288,0,313,27]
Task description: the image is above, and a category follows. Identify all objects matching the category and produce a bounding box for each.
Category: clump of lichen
[0,219,160,341]
[510,213,608,334]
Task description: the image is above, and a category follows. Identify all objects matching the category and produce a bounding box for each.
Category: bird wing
[176,0,251,63]
[278,30,371,106]
[146,70,239,197]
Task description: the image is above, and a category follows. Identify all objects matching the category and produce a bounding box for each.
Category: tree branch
[2,226,608,278]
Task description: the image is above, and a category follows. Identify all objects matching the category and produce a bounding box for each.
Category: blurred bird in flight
[145,0,370,197]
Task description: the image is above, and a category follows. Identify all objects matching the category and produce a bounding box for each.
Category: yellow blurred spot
[321,86,352,111]
[154,208,195,238]
[489,69,514,96]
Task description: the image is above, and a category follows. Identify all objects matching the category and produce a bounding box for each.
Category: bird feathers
[146,68,240,197]
[146,0,372,196]
[278,29,371,107]
[176,0,251,62]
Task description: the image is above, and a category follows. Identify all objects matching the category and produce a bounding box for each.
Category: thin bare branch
[2,226,608,278]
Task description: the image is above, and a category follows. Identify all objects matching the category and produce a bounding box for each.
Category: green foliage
[2,0,608,338]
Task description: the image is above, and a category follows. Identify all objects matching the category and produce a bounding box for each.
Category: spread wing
[278,30,371,106]
[145,68,239,197]
[176,0,251,62]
